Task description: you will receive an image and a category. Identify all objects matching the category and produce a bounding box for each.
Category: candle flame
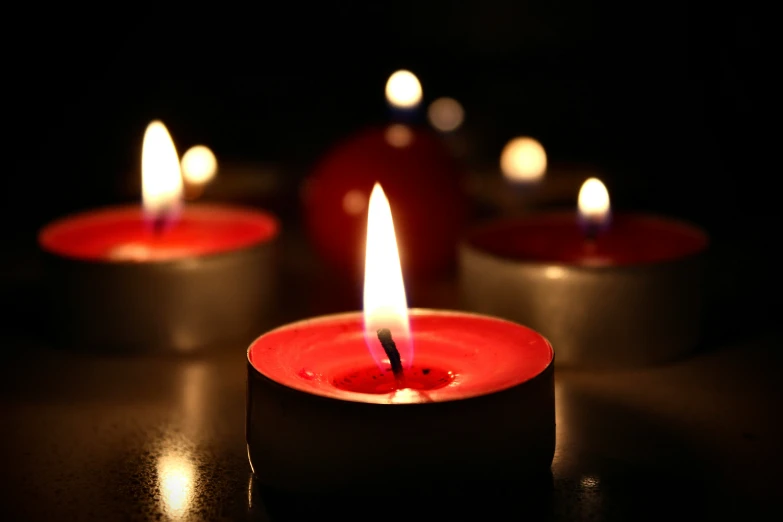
[385,70,422,109]
[363,183,413,370]
[500,137,547,183]
[142,120,183,224]
[181,145,218,185]
[578,177,611,226]
[384,124,414,148]
[427,97,464,132]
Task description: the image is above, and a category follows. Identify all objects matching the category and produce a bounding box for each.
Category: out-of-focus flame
[500,137,547,183]
[427,97,464,132]
[384,123,414,148]
[578,177,611,225]
[363,183,413,369]
[157,451,195,520]
[181,145,218,185]
[342,189,367,216]
[142,120,183,221]
[385,70,422,109]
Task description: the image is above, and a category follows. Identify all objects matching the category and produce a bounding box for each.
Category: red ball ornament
[303,124,467,277]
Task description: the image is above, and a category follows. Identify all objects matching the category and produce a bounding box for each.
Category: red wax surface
[303,124,467,277]
[38,204,278,262]
[248,310,553,404]
[332,365,455,394]
[465,212,708,266]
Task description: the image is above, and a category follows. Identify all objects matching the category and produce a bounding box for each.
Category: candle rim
[38,202,280,265]
[461,211,709,271]
[247,308,554,406]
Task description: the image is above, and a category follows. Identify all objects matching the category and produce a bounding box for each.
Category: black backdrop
[4,3,770,288]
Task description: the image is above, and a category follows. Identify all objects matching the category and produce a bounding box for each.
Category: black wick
[152,215,166,235]
[584,219,601,243]
[377,328,404,378]
[151,206,174,235]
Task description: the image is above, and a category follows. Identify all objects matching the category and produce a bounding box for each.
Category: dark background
[3,3,770,330]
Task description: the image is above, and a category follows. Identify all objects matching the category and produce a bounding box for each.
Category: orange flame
[385,70,422,109]
[363,183,413,369]
[142,120,183,223]
[500,137,547,183]
[578,177,611,226]
[181,145,218,185]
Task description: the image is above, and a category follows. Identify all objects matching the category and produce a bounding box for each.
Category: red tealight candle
[302,70,467,278]
[460,177,709,368]
[38,121,279,353]
[247,184,554,493]
[39,204,276,262]
[249,311,551,405]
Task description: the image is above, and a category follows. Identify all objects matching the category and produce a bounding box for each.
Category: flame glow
[363,183,413,369]
[385,70,422,109]
[500,137,547,183]
[142,120,183,221]
[578,177,611,225]
[181,145,218,185]
[427,97,464,132]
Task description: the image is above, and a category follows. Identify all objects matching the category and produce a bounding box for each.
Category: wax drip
[377,328,404,379]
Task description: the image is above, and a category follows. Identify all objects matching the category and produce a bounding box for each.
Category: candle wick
[377,328,404,379]
[152,215,166,235]
[151,206,173,236]
[584,221,599,243]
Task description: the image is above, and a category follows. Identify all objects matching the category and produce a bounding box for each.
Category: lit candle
[247,183,554,492]
[303,71,466,278]
[38,120,280,353]
[459,177,709,368]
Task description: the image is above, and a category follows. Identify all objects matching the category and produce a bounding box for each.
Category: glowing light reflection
[157,451,195,519]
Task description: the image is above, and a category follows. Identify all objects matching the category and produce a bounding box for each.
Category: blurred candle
[38,120,279,353]
[460,176,709,368]
[303,71,465,279]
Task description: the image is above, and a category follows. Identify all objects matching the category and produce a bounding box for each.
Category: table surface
[1,224,781,521]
